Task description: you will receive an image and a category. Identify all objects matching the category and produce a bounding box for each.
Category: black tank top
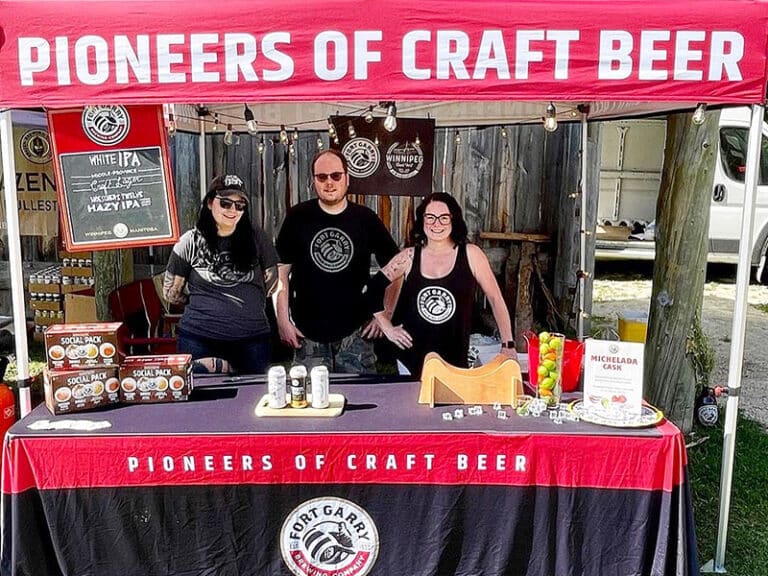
[393,243,476,376]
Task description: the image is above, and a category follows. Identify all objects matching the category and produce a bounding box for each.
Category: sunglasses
[314,172,345,183]
[424,213,452,225]
[216,196,247,212]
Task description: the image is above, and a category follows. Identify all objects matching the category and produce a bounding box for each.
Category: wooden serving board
[254,393,346,417]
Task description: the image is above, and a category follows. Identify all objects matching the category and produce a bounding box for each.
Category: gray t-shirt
[167,228,278,340]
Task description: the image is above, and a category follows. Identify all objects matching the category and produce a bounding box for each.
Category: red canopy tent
[2,0,768,571]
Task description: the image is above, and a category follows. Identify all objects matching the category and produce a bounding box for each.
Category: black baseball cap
[208,174,248,202]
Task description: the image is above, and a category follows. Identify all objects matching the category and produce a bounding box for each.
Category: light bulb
[333,135,340,145]
[243,104,258,135]
[454,131,462,145]
[279,125,289,145]
[374,135,380,146]
[289,143,296,157]
[414,134,420,146]
[327,120,336,137]
[316,137,324,150]
[544,102,558,132]
[167,113,177,137]
[224,124,234,146]
[383,103,397,132]
[692,103,707,126]
[364,106,374,123]
[501,126,507,139]
[212,113,220,131]
[293,128,299,143]
[257,138,265,154]
[348,124,356,138]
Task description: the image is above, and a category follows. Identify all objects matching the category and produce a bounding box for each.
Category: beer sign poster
[47,104,179,251]
[331,115,434,196]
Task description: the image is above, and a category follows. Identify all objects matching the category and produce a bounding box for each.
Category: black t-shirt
[392,244,476,376]
[166,228,278,340]
[276,199,398,342]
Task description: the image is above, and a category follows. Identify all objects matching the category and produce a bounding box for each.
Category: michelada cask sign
[583,339,644,417]
[47,105,179,251]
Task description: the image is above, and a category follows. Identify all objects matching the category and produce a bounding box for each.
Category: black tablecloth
[1,378,698,576]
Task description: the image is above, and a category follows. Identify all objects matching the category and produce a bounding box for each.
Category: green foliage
[689,416,768,574]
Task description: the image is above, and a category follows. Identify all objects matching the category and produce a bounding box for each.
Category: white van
[595,107,768,284]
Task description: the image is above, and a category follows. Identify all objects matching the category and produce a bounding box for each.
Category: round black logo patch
[19,129,51,164]
[81,105,130,147]
[385,141,424,180]
[342,138,380,178]
[311,228,354,273]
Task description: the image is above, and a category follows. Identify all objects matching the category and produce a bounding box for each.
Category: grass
[688,416,768,575]
[3,344,768,574]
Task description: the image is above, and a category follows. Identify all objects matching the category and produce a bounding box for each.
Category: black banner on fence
[331,115,434,196]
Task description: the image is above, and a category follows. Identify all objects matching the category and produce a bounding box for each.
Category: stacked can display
[536,331,565,407]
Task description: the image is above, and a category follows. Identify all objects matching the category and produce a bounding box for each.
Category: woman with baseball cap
[163,175,279,374]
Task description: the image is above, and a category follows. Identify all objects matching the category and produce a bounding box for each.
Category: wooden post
[645,111,718,432]
[94,249,133,321]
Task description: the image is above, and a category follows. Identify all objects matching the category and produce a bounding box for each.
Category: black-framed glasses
[216,196,247,212]
[314,172,345,183]
[424,213,452,225]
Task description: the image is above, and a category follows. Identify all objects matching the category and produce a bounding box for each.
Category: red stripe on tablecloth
[2,423,685,494]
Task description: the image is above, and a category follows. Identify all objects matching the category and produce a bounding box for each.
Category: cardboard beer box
[43,366,120,415]
[119,354,193,403]
[45,322,123,370]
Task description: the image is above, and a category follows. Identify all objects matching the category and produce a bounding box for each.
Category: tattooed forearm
[263,265,279,297]
[163,271,188,305]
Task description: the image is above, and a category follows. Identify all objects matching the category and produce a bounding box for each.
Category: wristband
[500,340,516,349]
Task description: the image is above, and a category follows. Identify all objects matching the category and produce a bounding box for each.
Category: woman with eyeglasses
[163,174,279,374]
[368,192,517,376]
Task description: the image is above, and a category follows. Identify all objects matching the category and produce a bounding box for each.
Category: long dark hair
[408,192,469,247]
[196,190,259,272]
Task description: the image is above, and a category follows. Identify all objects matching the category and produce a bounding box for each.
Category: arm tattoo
[263,265,279,297]
[381,249,413,281]
[163,271,188,305]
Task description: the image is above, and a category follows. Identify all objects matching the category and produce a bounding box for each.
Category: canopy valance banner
[47,104,179,251]
[1,0,767,107]
[331,115,434,196]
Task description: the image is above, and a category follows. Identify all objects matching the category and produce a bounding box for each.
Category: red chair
[108,278,179,355]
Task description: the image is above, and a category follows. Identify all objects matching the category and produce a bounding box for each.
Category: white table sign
[583,339,645,417]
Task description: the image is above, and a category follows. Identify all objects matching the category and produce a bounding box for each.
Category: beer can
[310,366,330,409]
[288,365,308,408]
[267,366,287,409]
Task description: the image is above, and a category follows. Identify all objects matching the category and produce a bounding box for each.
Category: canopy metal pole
[0,111,32,417]
[199,114,207,199]
[702,103,764,574]
[577,109,588,340]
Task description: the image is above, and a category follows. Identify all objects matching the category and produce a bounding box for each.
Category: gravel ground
[591,274,768,427]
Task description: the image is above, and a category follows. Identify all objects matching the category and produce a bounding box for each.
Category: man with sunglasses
[275,149,399,373]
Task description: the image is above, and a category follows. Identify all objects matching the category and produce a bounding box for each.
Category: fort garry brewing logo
[417,286,456,324]
[280,497,379,576]
[81,105,130,147]
[311,228,354,273]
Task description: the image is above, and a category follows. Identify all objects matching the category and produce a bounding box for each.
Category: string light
[224,123,235,146]
[544,102,558,132]
[501,126,507,139]
[414,134,420,146]
[243,104,258,135]
[692,103,707,125]
[374,135,380,146]
[383,103,397,132]
[333,135,340,145]
[257,138,265,154]
[293,127,300,143]
[316,137,324,150]
[454,131,462,145]
[167,113,177,137]
[213,113,220,131]
[327,119,337,138]
[348,123,356,138]
[279,125,289,145]
[364,106,374,123]
[289,143,296,157]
